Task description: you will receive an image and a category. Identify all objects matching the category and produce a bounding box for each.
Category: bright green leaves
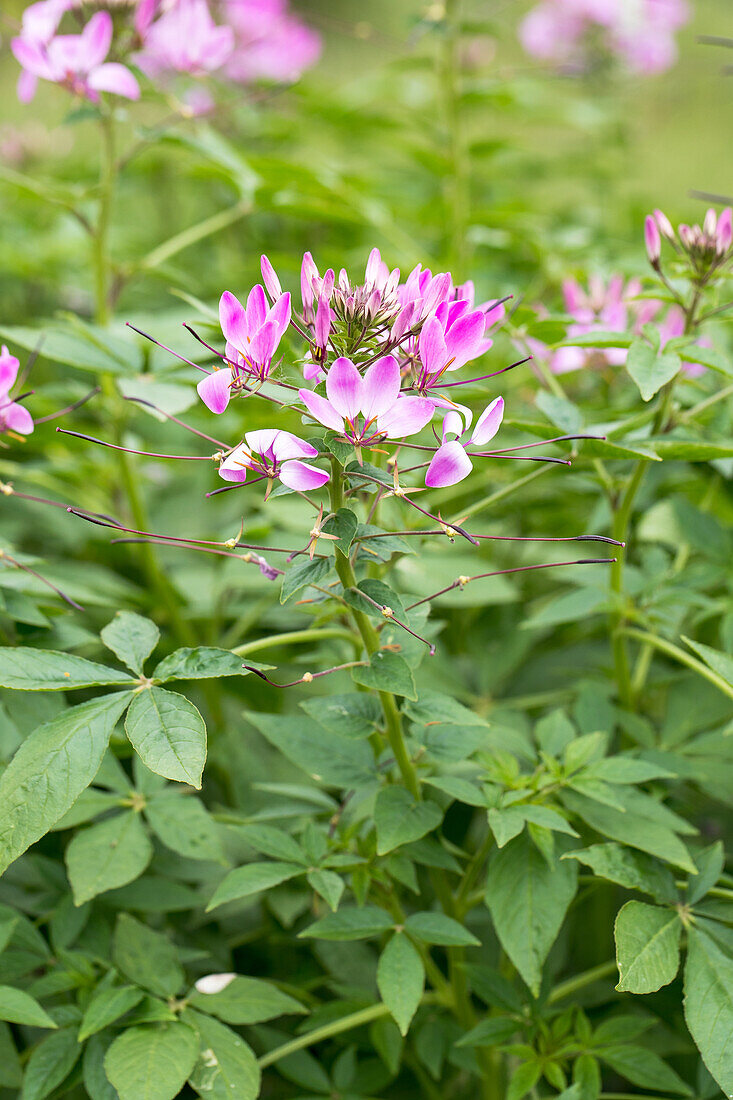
[0,692,132,876]
[684,928,733,1097]
[185,1010,260,1100]
[207,862,304,911]
[78,985,146,1041]
[0,648,136,691]
[374,787,442,854]
[247,711,376,788]
[377,932,424,1036]
[21,1028,80,1100]
[614,901,681,993]
[101,611,160,675]
[301,906,395,941]
[280,557,330,604]
[0,986,57,1029]
[404,913,479,946]
[113,915,184,999]
[125,688,206,788]
[152,647,257,682]
[145,792,224,863]
[189,976,304,1024]
[352,651,417,700]
[625,334,680,401]
[65,811,153,906]
[485,833,578,996]
[299,693,381,739]
[104,1022,199,1100]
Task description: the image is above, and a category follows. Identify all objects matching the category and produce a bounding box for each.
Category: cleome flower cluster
[11,0,320,104]
[193,249,512,492]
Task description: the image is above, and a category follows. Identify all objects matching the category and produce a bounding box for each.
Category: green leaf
[485,832,578,996]
[536,391,584,435]
[0,692,132,875]
[0,1022,23,1090]
[206,862,304,911]
[145,793,224,863]
[300,906,394,941]
[457,1018,520,1047]
[0,985,57,1028]
[113,915,184,998]
[0,324,138,375]
[65,811,153,905]
[125,687,206,788]
[649,438,733,461]
[322,508,358,554]
[375,787,442,854]
[83,1035,119,1100]
[689,841,725,905]
[307,868,345,911]
[598,1045,691,1095]
[682,637,733,689]
[678,343,733,378]
[625,337,680,401]
[557,331,634,349]
[153,647,261,682]
[104,1022,199,1100]
[280,557,330,604]
[185,1009,260,1100]
[79,986,146,1042]
[21,1028,79,1100]
[189,975,305,1024]
[684,928,733,1096]
[247,711,377,788]
[0,648,135,691]
[405,912,480,946]
[300,693,381,739]
[563,843,677,903]
[101,613,160,675]
[507,1060,542,1100]
[614,901,681,993]
[352,651,417,700]
[377,932,424,1036]
[344,580,406,621]
[233,824,307,864]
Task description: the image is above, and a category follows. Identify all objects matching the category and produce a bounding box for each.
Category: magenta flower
[425,398,504,488]
[135,0,234,78]
[13,0,71,102]
[653,206,733,265]
[0,347,34,437]
[298,356,434,448]
[12,10,140,102]
[221,0,321,85]
[197,286,292,412]
[219,429,328,493]
[416,312,486,393]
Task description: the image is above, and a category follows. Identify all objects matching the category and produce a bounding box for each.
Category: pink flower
[425,398,504,488]
[12,11,140,102]
[645,215,661,266]
[298,356,434,447]
[14,0,71,101]
[197,286,292,412]
[219,429,328,492]
[0,347,34,437]
[135,0,234,78]
[221,0,321,85]
[416,312,487,393]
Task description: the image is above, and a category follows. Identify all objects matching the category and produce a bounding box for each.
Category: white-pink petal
[219,291,249,351]
[298,388,344,432]
[378,395,434,439]
[279,460,329,491]
[361,356,400,420]
[325,358,362,421]
[88,62,140,99]
[197,368,232,414]
[219,445,250,482]
[80,11,113,69]
[470,397,504,446]
[425,441,472,488]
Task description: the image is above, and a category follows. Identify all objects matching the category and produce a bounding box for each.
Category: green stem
[93,113,115,326]
[233,626,358,657]
[257,1002,391,1068]
[441,0,468,274]
[620,628,733,702]
[548,960,617,1004]
[137,197,252,274]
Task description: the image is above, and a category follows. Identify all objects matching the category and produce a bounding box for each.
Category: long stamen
[348,586,436,654]
[244,661,368,688]
[126,322,208,373]
[56,427,213,461]
[430,356,532,388]
[33,386,100,424]
[0,549,84,611]
[405,558,617,610]
[121,396,229,447]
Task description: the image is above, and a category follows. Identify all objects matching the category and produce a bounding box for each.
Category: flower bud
[654,208,675,241]
[260,255,282,301]
[703,208,717,237]
[644,215,661,267]
[716,207,732,254]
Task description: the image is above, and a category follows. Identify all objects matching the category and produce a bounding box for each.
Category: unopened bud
[301,672,314,683]
[260,254,282,301]
[654,209,675,241]
[644,215,661,267]
[716,207,732,254]
[704,208,718,238]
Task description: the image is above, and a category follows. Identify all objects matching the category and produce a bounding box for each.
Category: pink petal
[418,315,447,376]
[17,69,39,102]
[219,444,250,482]
[11,37,54,79]
[298,388,344,432]
[378,396,434,439]
[245,284,267,332]
[3,402,34,435]
[443,311,485,371]
[219,291,248,350]
[197,368,232,413]
[0,347,20,395]
[88,62,140,99]
[260,255,282,300]
[271,431,318,461]
[425,441,472,488]
[279,460,329,491]
[267,291,291,338]
[244,429,279,458]
[325,358,362,421]
[303,358,325,383]
[80,11,112,70]
[441,409,464,441]
[248,321,278,373]
[361,356,400,420]
[365,247,382,286]
[470,397,504,446]
[314,295,331,347]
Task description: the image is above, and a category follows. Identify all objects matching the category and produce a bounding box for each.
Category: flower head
[135,0,234,78]
[221,0,321,85]
[219,429,328,494]
[12,10,140,102]
[0,347,34,437]
[298,356,434,448]
[425,398,504,488]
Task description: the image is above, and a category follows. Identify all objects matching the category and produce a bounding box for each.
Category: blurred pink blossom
[221,0,321,84]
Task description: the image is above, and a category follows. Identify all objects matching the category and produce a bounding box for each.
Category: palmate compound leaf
[684,927,733,1097]
[100,612,160,675]
[614,901,682,993]
[0,692,133,876]
[484,832,578,996]
[0,648,136,691]
[104,1022,199,1100]
[377,931,425,1036]
[125,687,206,788]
